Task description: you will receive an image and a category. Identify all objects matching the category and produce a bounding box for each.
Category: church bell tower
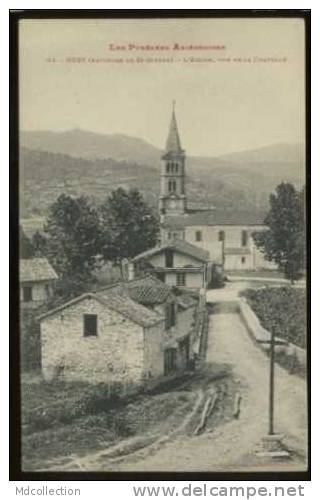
[159,102,186,216]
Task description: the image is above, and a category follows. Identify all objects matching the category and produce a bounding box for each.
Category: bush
[241,287,306,348]
[20,311,41,372]
[207,266,225,289]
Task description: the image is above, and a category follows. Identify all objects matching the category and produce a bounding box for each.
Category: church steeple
[159,102,187,216]
[165,101,182,153]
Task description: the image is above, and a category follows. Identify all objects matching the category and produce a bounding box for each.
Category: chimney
[121,258,129,280]
[128,261,135,281]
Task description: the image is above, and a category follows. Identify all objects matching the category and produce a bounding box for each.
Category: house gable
[146,250,204,269]
[38,292,163,328]
[41,296,146,384]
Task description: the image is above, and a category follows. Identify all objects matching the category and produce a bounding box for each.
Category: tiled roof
[132,239,209,263]
[224,247,252,256]
[20,258,58,283]
[99,276,174,306]
[38,292,163,328]
[96,293,164,327]
[162,209,266,228]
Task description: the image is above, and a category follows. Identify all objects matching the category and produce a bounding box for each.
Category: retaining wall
[238,297,306,369]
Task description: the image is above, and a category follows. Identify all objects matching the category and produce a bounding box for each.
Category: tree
[20,226,34,258]
[31,230,48,257]
[253,183,305,282]
[21,309,41,372]
[43,194,103,279]
[48,272,97,306]
[100,188,159,268]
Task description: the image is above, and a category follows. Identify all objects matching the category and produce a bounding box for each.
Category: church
[133,105,275,288]
[158,105,275,272]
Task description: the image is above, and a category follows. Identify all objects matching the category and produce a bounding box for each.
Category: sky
[19,18,306,156]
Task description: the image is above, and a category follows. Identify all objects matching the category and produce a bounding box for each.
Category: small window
[45,284,51,298]
[177,273,186,286]
[23,286,33,302]
[166,163,170,173]
[168,179,176,193]
[83,314,98,337]
[241,257,246,265]
[165,249,174,268]
[175,163,179,173]
[218,230,225,242]
[165,302,176,330]
[195,230,202,242]
[241,230,248,247]
[167,232,171,239]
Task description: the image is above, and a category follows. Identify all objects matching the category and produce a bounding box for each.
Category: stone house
[103,276,199,371]
[131,239,212,289]
[38,276,198,384]
[20,258,58,309]
[158,105,277,272]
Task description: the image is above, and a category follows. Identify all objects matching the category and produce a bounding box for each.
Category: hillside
[20,148,160,217]
[19,129,306,223]
[21,129,305,180]
[20,129,161,166]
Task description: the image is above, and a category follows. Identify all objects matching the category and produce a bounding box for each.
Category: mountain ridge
[20,129,305,169]
[19,135,305,221]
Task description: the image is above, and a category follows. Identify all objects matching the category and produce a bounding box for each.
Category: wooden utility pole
[257,331,290,458]
[268,328,275,435]
[260,329,286,436]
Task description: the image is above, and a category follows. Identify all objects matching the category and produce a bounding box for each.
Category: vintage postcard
[12,12,309,477]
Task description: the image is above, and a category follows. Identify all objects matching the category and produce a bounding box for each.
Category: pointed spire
[165,101,182,153]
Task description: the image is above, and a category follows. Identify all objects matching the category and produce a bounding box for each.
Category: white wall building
[159,106,276,272]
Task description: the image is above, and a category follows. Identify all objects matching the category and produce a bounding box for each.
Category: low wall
[238,297,306,369]
[192,305,209,362]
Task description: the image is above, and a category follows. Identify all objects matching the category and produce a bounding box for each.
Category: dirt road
[115,294,307,471]
[40,283,307,472]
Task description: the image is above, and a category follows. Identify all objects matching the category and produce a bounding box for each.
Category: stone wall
[41,296,146,384]
[165,305,196,344]
[145,301,198,374]
[143,322,165,379]
[239,297,306,368]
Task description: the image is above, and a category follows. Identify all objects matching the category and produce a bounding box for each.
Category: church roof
[132,239,209,263]
[165,105,183,153]
[162,209,266,228]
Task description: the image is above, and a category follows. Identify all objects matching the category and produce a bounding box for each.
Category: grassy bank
[241,287,306,348]
[22,363,235,471]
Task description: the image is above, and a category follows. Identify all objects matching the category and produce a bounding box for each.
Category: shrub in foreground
[241,287,306,348]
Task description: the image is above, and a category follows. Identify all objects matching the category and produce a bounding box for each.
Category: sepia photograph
[10,11,310,478]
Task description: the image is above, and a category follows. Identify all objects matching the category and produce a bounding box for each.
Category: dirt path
[114,299,307,471]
